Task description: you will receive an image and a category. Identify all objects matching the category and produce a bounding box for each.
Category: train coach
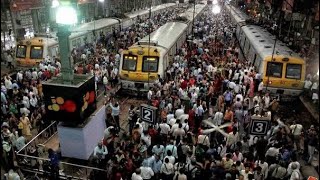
[119,3,207,94]
[15,3,178,67]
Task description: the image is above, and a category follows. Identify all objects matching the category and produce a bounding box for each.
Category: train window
[266,62,283,78]
[122,55,137,71]
[286,64,301,79]
[16,45,27,58]
[142,56,159,72]
[30,46,43,59]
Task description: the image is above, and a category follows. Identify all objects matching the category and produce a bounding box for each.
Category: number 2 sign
[140,104,158,124]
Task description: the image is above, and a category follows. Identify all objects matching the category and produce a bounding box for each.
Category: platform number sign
[249,120,269,136]
[140,104,158,124]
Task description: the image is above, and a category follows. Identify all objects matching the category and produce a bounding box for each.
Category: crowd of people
[1,2,319,180]
[95,4,319,180]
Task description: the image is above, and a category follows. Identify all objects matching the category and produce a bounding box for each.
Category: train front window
[30,46,43,59]
[16,45,27,58]
[266,62,283,78]
[142,56,159,72]
[122,55,137,71]
[286,64,301,79]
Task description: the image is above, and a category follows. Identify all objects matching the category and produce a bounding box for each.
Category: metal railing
[16,121,108,179]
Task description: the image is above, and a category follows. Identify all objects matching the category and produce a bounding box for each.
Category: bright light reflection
[317,70,319,76]
[99,0,104,2]
[213,0,218,5]
[52,0,59,8]
[56,6,78,25]
[212,5,221,14]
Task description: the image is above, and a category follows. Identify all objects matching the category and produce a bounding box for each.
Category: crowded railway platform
[1,0,319,180]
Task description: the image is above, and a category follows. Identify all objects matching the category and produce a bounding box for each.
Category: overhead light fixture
[212,5,221,14]
[56,6,78,25]
[213,0,218,5]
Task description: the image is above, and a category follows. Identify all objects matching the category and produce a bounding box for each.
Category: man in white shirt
[290,121,303,152]
[175,106,184,119]
[213,110,224,126]
[93,142,108,160]
[255,159,269,179]
[132,168,143,180]
[147,88,153,101]
[159,120,170,135]
[165,141,178,159]
[240,165,253,180]
[140,164,154,180]
[170,119,180,134]
[160,158,174,179]
[152,143,165,160]
[197,134,210,148]
[172,124,186,140]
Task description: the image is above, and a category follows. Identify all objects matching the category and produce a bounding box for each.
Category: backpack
[195,146,204,160]
[186,165,197,180]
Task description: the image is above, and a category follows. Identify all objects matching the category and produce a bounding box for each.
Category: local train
[15,3,178,66]
[226,4,306,99]
[119,3,207,94]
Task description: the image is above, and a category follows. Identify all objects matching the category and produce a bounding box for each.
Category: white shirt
[213,112,223,126]
[93,145,108,159]
[160,162,174,175]
[240,170,253,180]
[140,166,154,179]
[197,135,210,147]
[159,123,170,135]
[164,155,175,164]
[289,169,302,180]
[290,124,303,136]
[131,173,143,180]
[147,90,153,100]
[175,109,184,119]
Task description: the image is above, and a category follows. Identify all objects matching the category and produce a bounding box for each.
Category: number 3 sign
[140,104,158,124]
[249,120,269,135]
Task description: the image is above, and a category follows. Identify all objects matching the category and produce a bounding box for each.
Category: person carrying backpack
[185,158,198,180]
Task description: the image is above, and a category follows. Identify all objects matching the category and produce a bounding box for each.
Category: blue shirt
[49,153,60,167]
[142,156,155,168]
[152,160,163,173]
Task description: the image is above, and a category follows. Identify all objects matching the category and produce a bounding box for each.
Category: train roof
[228,5,249,24]
[124,3,176,19]
[69,18,120,38]
[138,22,188,50]
[242,25,303,61]
[178,3,207,21]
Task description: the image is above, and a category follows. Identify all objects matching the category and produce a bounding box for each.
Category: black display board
[42,76,97,125]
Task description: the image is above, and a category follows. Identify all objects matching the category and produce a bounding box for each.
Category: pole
[57,25,74,84]
[265,10,282,92]
[148,0,151,89]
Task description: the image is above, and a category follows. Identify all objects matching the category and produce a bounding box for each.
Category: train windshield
[16,45,27,58]
[142,56,159,72]
[122,55,137,71]
[286,64,302,79]
[30,46,43,59]
[266,62,283,78]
